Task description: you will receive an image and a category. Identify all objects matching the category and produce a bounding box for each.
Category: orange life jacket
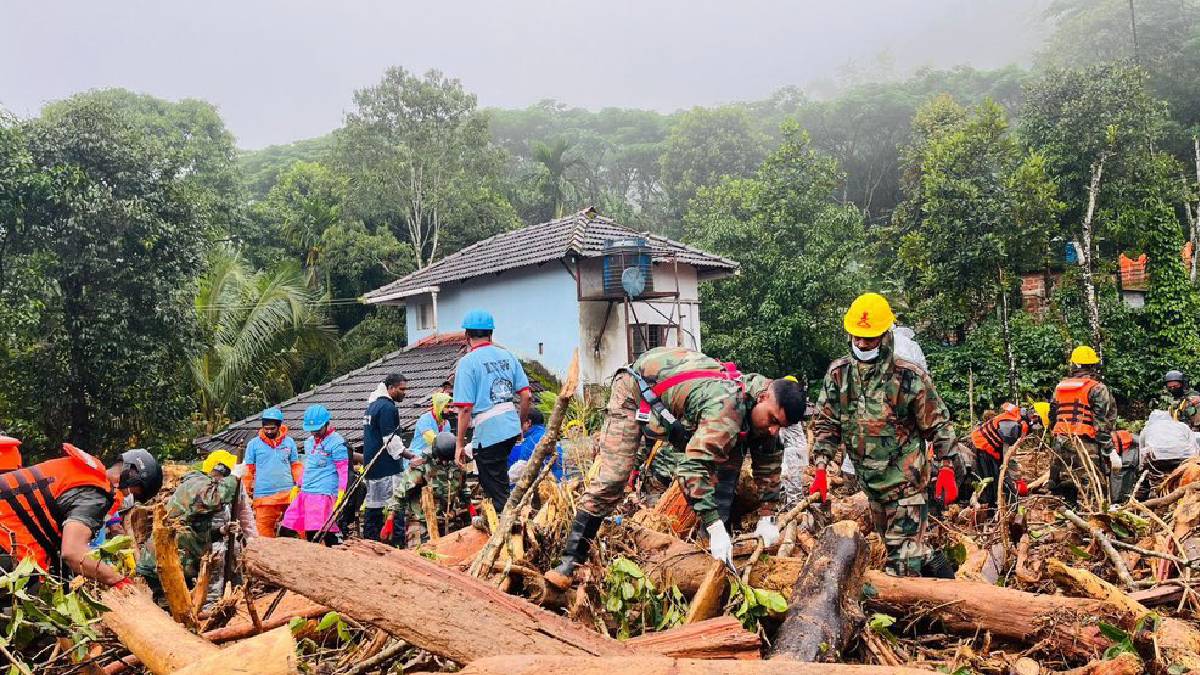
[1053,378,1101,439]
[971,405,1028,460]
[0,444,112,572]
[1113,429,1136,455]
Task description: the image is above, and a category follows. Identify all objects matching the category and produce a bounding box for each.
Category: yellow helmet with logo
[1032,401,1051,428]
[1070,345,1100,366]
[843,293,896,338]
[202,449,237,475]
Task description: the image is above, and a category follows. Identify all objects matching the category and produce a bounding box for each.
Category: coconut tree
[192,246,337,433]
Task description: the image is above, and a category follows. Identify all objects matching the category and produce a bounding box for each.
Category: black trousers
[475,436,519,512]
[363,507,404,547]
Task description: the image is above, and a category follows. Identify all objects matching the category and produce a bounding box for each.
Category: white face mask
[851,344,880,362]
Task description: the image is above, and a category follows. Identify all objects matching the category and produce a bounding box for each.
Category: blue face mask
[851,344,880,362]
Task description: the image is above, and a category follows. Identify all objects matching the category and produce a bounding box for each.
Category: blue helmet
[261,407,284,423]
[302,404,332,432]
[461,309,495,331]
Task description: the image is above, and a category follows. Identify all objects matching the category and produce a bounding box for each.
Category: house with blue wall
[361,208,739,384]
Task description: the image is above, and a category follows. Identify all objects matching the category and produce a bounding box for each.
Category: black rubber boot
[545,510,604,589]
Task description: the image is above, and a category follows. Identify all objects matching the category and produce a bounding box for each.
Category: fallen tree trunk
[152,503,195,628]
[245,536,632,663]
[458,655,936,675]
[684,559,728,623]
[769,520,866,662]
[863,571,1113,661]
[99,584,297,675]
[203,600,328,644]
[626,616,760,660]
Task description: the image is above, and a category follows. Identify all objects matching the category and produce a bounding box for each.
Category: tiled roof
[193,335,469,455]
[362,207,739,303]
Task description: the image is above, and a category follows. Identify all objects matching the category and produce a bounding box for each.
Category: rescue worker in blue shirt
[507,408,566,484]
[453,310,532,511]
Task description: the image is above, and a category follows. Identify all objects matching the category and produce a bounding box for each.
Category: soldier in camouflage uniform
[136,462,238,593]
[381,432,470,548]
[1165,370,1200,431]
[1048,347,1117,504]
[544,347,806,590]
[810,293,956,577]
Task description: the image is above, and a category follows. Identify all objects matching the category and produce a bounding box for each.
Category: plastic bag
[1140,410,1198,461]
[893,326,928,373]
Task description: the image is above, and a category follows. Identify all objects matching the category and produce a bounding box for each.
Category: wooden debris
[684,559,729,624]
[151,503,196,628]
[626,616,761,660]
[99,584,297,675]
[1057,652,1142,675]
[1059,509,1135,588]
[457,655,937,675]
[769,520,867,662]
[422,484,441,541]
[244,536,633,663]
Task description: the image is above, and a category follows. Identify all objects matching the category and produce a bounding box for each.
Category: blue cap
[261,407,284,423]
[302,404,332,432]
[461,309,495,331]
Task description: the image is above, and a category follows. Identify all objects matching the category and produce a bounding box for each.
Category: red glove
[934,465,958,505]
[1016,479,1029,497]
[468,502,478,518]
[809,466,828,502]
[112,577,134,590]
[380,514,395,541]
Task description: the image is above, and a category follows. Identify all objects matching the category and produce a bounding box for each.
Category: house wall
[406,265,582,380]
[577,259,705,383]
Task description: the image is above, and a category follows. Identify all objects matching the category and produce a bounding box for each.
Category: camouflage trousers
[1049,436,1108,504]
[577,373,644,517]
[135,527,211,586]
[862,479,930,577]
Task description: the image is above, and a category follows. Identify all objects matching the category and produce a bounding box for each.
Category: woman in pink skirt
[281,404,348,545]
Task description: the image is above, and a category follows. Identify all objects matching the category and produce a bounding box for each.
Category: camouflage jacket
[136,471,237,580]
[810,332,955,493]
[1170,390,1200,432]
[1050,369,1117,455]
[632,347,782,524]
[385,457,469,520]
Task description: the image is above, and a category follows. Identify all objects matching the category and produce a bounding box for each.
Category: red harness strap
[639,363,744,417]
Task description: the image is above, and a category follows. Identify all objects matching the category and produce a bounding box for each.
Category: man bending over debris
[810,292,956,577]
[545,346,805,590]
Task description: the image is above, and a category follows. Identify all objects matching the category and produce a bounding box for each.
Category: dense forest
[3,0,1200,459]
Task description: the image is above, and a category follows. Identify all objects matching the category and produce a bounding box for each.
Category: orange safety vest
[1113,430,1136,454]
[0,444,112,572]
[1053,378,1101,439]
[971,405,1028,460]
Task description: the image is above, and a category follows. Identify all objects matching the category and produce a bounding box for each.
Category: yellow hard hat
[1070,345,1100,365]
[202,449,237,475]
[843,293,896,338]
[1032,401,1050,428]
[783,375,798,383]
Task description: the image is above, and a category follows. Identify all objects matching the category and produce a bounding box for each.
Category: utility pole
[1128,0,1141,66]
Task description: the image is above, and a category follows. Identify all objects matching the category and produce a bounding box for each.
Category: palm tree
[192,246,337,433]
[532,138,584,218]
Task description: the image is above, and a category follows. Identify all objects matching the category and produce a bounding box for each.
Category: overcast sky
[1,0,1049,150]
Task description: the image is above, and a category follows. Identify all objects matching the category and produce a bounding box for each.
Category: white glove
[507,460,528,484]
[385,433,408,460]
[231,463,248,478]
[1109,451,1122,470]
[754,516,780,548]
[706,521,733,567]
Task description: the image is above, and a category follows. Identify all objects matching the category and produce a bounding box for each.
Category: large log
[864,572,1114,661]
[99,584,297,675]
[151,503,195,628]
[769,520,866,662]
[458,655,936,675]
[626,617,761,660]
[245,536,632,663]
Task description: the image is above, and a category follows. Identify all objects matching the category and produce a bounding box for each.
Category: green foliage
[1,90,228,458]
[660,107,768,225]
[336,67,518,267]
[726,577,787,632]
[892,96,1062,337]
[238,134,335,200]
[688,122,868,380]
[0,557,107,673]
[191,246,336,433]
[601,557,687,639]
